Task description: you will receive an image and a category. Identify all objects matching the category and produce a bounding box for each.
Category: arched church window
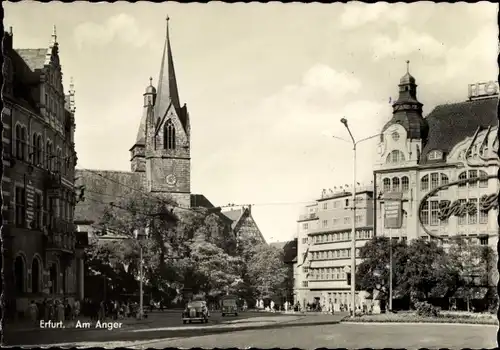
[458,171,467,188]
[401,176,409,192]
[421,175,429,191]
[383,178,391,192]
[440,174,449,185]
[386,150,405,164]
[164,120,176,150]
[392,177,400,192]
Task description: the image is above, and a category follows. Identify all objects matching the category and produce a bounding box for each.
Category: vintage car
[182,300,209,323]
[221,295,239,316]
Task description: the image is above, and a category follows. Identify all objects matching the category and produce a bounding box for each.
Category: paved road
[3,311,321,346]
[103,322,497,349]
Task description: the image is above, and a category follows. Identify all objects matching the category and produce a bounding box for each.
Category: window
[302,281,308,287]
[15,186,26,228]
[383,178,391,192]
[392,177,400,192]
[322,220,328,228]
[386,150,405,164]
[303,267,309,273]
[333,218,339,226]
[345,199,349,207]
[458,172,467,188]
[318,235,323,243]
[15,125,27,160]
[468,199,478,224]
[428,150,443,160]
[356,215,362,224]
[164,119,176,150]
[469,170,478,188]
[430,201,439,226]
[441,174,449,186]
[323,203,328,210]
[344,217,350,225]
[33,193,42,229]
[401,176,409,192]
[56,148,62,173]
[458,199,467,225]
[479,171,488,188]
[420,202,429,225]
[479,237,489,245]
[333,201,339,209]
[356,248,360,257]
[431,173,439,190]
[479,208,488,224]
[421,175,429,191]
[46,141,53,170]
[302,223,309,230]
[302,237,308,244]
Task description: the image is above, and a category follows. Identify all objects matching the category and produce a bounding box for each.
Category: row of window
[321,215,364,228]
[15,186,74,229]
[310,248,361,261]
[320,197,363,210]
[308,267,348,281]
[386,150,405,164]
[14,125,73,174]
[311,230,374,244]
[382,171,489,194]
[420,199,489,226]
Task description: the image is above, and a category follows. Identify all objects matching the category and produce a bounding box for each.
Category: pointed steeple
[51,25,58,46]
[155,16,181,121]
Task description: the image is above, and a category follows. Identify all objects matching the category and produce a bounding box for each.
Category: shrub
[415,301,441,317]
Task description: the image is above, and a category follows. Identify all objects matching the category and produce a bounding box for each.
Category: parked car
[221,295,238,316]
[182,300,209,323]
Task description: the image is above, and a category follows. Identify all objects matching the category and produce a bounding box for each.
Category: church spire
[155,16,181,121]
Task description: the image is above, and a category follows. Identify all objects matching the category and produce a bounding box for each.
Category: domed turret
[382,60,428,141]
[143,77,157,107]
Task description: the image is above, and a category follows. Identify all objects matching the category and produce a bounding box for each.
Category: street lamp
[134,225,150,319]
[324,118,380,316]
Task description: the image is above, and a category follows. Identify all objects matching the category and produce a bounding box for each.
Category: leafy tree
[246,244,288,299]
[355,236,408,302]
[399,238,446,302]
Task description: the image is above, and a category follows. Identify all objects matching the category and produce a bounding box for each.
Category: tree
[246,244,288,300]
[399,238,447,302]
[355,236,409,302]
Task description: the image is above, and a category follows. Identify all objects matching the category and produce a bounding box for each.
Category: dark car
[221,295,238,316]
[182,300,209,323]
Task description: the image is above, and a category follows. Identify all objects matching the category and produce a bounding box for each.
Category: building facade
[294,187,375,310]
[374,70,499,249]
[2,27,86,319]
[222,205,266,244]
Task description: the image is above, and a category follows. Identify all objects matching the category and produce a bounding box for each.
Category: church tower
[132,18,191,208]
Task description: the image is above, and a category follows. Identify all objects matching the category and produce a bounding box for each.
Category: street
[3,311,496,349]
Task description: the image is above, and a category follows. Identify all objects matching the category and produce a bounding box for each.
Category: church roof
[74,169,146,224]
[420,96,498,164]
[154,19,184,130]
[14,48,47,71]
[381,110,429,140]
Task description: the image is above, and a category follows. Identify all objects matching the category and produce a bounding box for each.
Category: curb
[341,320,498,327]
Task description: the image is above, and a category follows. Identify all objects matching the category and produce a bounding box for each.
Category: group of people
[27,298,81,323]
[80,299,146,321]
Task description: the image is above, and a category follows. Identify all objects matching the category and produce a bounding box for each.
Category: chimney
[247,205,251,213]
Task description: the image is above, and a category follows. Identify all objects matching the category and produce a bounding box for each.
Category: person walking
[73,299,81,319]
[28,300,38,324]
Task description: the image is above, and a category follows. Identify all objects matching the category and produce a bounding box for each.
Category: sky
[5,2,498,243]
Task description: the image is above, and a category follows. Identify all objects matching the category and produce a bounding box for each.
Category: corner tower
[144,17,191,208]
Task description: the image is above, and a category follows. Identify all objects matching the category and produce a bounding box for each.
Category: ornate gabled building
[2,26,85,320]
[221,206,267,244]
[374,63,499,249]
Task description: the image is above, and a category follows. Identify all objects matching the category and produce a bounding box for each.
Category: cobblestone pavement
[77,321,496,349]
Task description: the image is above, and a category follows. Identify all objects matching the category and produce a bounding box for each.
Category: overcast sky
[5,2,498,243]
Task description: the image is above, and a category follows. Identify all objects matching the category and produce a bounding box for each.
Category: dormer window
[428,150,443,161]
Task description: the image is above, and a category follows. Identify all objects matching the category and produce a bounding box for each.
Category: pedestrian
[56,300,65,323]
[73,299,81,319]
[28,300,38,323]
[99,301,106,321]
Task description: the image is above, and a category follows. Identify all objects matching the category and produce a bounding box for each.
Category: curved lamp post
[134,226,150,319]
[324,119,380,316]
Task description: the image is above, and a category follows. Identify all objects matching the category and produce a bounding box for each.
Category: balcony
[46,232,75,254]
[298,213,318,221]
[44,171,62,191]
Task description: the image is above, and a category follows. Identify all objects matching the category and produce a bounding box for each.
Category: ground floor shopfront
[3,226,86,320]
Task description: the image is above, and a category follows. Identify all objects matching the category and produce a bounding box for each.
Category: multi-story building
[294,187,375,310]
[2,26,86,320]
[373,69,498,250]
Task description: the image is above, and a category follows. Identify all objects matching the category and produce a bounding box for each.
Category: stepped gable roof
[420,97,498,164]
[74,169,145,224]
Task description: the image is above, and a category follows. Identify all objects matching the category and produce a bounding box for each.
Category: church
[74,19,266,244]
